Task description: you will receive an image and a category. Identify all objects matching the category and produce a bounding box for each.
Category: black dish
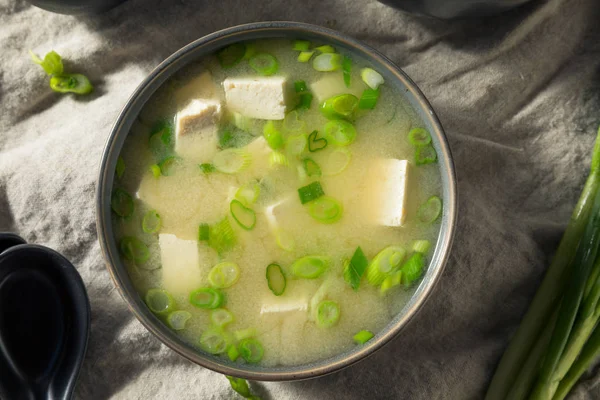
[378,0,534,19]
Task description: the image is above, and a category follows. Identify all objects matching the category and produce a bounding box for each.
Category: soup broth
[112,39,442,367]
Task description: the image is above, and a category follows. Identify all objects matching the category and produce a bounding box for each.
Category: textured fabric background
[1,0,600,398]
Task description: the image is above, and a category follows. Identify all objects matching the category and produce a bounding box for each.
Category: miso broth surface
[114,39,442,367]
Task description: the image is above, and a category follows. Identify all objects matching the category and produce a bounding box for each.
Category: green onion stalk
[485,126,600,400]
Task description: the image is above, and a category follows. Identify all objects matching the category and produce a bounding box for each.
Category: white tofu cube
[174,99,222,160]
[364,159,409,227]
[260,298,308,315]
[159,233,203,296]
[223,77,289,120]
[310,72,363,103]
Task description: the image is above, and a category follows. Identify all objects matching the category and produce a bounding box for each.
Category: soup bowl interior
[97,21,457,381]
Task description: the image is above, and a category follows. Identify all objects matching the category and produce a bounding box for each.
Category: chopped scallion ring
[209,218,236,254]
[308,130,328,152]
[297,51,315,63]
[358,88,380,110]
[198,223,210,241]
[353,330,374,344]
[116,156,125,179]
[308,196,343,224]
[269,151,289,168]
[316,300,340,328]
[417,196,443,224]
[210,308,235,327]
[322,148,351,176]
[401,253,425,286]
[111,188,134,217]
[275,229,295,252]
[342,56,352,88]
[266,263,286,296]
[380,271,403,295]
[283,110,306,133]
[303,158,322,177]
[235,183,260,205]
[408,128,432,146]
[315,45,336,53]
[199,328,228,354]
[234,328,257,341]
[263,120,284,149]
[217,43,246,68]
[142,210,162,234]
[208,262,241,289]
[412,240,431,254]
[294,80,308,93]
[199,163,216,173]
[150,164,161,178]
[293,40,311,51]
[366,246,406,286]
[320,94,358,120]
[49,74,93,95]
[415,145,437,165]
[291,256,329,279]
[249,53,279,76]
[361,67,385,89]
[158,156,178,176]
[286,134,307,157]
[145,289,175,315]
[298,181,325,204]
[213,149,251,174]
[227,344,240,361]
[230,199,256,230]
[238,338,264,363]
[296,93,313,109]
[149,120,173,151]
[312,53,343,72]
[324,120,357,146]
[189,287,225,309]
[120,236,150,264]
[167,310,191,330]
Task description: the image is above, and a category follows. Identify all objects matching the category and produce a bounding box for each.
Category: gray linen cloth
[1,0,600,398]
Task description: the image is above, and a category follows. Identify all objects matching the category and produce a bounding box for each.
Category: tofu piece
[260,297,308,315]
[223,77,290,120]
[159,233,203,296]
[242,136,272,179]
[363,159,409,227]
[174,71,221,105]
[174,99,222,161]
[310,72,363,103]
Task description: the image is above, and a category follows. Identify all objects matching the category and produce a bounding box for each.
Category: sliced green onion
[408,128,432,146]
[239,338,264,363]
[366,246,406,286]
[415,145,437,165]
[150,164,161,178]
[167,310,191,330]
[263,120,284,150]
[303,158,322,177]
[292,256,329,279]
[218,126,254,149]
[242,42,256,60]
[343,246,369,291]
[412,240,431,254]
[116,156,125,179]
[320,94,358,120]
[142,210,162,234]
[230,200,256,230]
[111,188,134,217]
[297,51,314,63]
[120,236,150,264]
[210,308,234,327]
[316,45,336,53]
[235,183,260,205]
[380,270,404,295]
[316,300,340,328]
[342,56,352,88]
[324,120,357,146]
[199,328,228,354]
[401,253,425,286]
[417,196,443,224]
[30,50,63,76]
[234,328,257,341]
[227,345,240,361]
[208,262,241,289]
[296,93,313,109]
[209,217,236,253]
[322,148,351,176]
[275,229,295,252]
[190,287,225,309]
[199,163,216,173]
[158,156,177,176]
[266,263,286,296]
[145,289,175,315]
[358,88,380,110]
[308,196,343,224]
[49,74,93,95]
[353,330,374,344]
[249,53,279,76]
[198,223,210,241]
[298,181,325,204]
[217,43,246,68]
[361,67,384,89]
[313,53,343,72]
[286,134,307,157]
[294,80,308,93]
[232,112,255,132]
[293,40,311,51]
[283,110,306,133]
[213,149,251,174]
[149,120,173,151]
[308,130,328,152]
[269,151,289,168]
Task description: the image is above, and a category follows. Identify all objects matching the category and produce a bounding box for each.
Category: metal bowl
[96,21,457,381]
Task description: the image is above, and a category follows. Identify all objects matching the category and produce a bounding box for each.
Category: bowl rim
[96,21,457,381]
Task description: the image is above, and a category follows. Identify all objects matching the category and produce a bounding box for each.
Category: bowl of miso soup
[97,22,457,380]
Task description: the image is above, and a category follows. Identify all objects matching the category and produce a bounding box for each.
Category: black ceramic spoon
[0,235,90,400]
